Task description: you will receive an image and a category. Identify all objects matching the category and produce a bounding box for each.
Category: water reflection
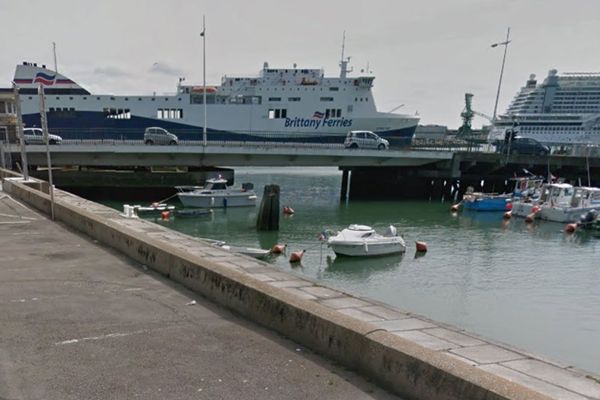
[324,253,402,280]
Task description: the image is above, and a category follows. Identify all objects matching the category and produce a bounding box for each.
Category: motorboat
[176,178,257,208]
[462,192,512,211]
[509,177,546,217]
[327,224,406,257]
[211,241,271,260]
[125,203,175,217]
[538,186,600,222]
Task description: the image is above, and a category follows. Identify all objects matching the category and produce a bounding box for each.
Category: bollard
[256,184,280,231]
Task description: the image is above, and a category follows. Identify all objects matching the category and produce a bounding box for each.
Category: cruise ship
[12,57,419,145]
[489,69,600,144]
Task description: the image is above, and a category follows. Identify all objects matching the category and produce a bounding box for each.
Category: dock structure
[4,143,599,201]
[2,168,600,400]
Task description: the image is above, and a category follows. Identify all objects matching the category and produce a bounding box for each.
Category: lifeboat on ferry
[191,86,217,93]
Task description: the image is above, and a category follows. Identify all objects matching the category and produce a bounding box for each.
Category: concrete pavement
[0,189,398,400]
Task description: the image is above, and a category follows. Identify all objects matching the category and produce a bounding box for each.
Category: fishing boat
[327,224,406,257]
[509,176,546,217]
[538,186,600,222]
[176,178,257,208]
[461,189,512,212]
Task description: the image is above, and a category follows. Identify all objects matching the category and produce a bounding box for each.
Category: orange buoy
[289,249,305,263]
[450,204,460,212]
[531,205,540,214]
[565,223,577,233]
[283,206,295,215]
[525,213,536,223]
[415,241,428,253]
[505,202,513,211]
[161,211,170,220]
[503,211,512,219]
[271,244,286,254]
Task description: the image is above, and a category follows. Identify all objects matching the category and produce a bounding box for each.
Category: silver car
[344,130,389,150]
[22,128,62,145]
[144,127,178,145]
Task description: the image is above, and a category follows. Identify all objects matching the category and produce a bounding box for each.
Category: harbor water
[111,167,600,374]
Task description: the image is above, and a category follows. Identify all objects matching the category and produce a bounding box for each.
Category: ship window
[320,97,334,102]
[329,87,339,91]
[125,97,128,101]
[138,98,142,101]
[268,109,275,119]
[97,97,101,100]
[281,109,287,118]
[83,97,87,100]
[336,109,341,117]
[275,109,281,118]
[69,97,73,100]
[288,97,301,102]
[269,97,281,102]
[157,109,163,119]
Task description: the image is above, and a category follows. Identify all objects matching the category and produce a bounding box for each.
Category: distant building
[0,88,17,143]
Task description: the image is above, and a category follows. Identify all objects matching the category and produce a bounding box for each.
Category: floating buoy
[505,202,513,211]
[283,206,295,215]
[503,211,512,220]
[289,249,305,263]
[161,211,170,220]
[415,241,428,253]
[531,205,540,214]
[525,213,536,223]
[450,204,460,212]
[565,223,577,233]
[271,244,286,254]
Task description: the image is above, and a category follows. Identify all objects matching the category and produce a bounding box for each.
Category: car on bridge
[144,127,178,145]
[344,130,389,150]
[22,128,62,145]
[497,137,550,156]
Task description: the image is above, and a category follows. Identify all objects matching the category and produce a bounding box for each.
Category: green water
[106,167,600,374]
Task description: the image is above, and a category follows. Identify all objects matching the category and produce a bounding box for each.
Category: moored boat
[327,224,406,257]
[176,178,257,208]
[462,192,512,212]
[538,186,600,223]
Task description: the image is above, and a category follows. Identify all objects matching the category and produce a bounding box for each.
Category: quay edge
[2,168,598,400]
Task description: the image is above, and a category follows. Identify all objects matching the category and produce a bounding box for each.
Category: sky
[1,0,600,128]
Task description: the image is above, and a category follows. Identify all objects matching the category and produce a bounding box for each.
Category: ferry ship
[489,69,600,144]
[12,57,419,145]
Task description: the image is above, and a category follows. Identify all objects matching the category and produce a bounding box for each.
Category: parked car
[497,137,550,156]
[22,128,62,145]
[144,127,178,145]
[344,130,389,150]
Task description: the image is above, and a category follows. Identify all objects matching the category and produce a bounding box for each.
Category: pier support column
[340,169,351,203]
[257,184,280,231]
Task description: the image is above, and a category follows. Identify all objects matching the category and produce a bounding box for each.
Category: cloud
[149,62,184,77]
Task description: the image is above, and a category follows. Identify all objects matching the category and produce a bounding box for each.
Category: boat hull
[511,202,536,217]
[538,206,599,223]
[177,192,256,208]
[463,196,512,211]
[329,240,406,257]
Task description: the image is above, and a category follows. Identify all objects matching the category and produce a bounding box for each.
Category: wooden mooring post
[256,184,280,231]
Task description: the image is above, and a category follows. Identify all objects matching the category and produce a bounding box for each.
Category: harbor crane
[457,93,494,141]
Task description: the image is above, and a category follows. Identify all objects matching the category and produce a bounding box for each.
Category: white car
[22,128,62,145]
[144,127,178,145]
[344,130,389,150]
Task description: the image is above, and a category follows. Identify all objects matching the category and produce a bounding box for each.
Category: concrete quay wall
[3,170,598,400]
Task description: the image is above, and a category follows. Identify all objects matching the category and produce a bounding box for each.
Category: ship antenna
[52,42,58,73]
[339,31,352,78]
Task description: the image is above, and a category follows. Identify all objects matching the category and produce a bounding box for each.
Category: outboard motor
[383,225,397,237]
[241,182,254,191]
[579,210,598,225]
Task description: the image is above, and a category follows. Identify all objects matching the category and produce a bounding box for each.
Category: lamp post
[491,27,511,121]
[201,16,207,146]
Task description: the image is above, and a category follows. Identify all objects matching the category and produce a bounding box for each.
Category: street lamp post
[201,16,207,147]
[491,27,511,121]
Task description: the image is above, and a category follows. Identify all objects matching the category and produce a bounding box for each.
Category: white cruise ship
[12,57,419,145]
[489,69,600,144]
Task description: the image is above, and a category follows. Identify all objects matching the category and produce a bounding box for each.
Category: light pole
[201,16,207,146]
[491,27,511,121]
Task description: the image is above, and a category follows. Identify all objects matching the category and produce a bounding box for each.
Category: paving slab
[372,318,436,332]
[451,344,528,365]
[391,330,459,351]
[502,359,600,398]
[422,327,486,347]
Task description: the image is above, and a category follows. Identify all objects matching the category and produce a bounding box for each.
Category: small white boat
[327,224,406,257]
[176,178,257,208]
[212,241,271,259]
[129,203,175,216]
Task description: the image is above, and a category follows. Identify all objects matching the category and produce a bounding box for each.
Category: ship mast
[339,31,352,78]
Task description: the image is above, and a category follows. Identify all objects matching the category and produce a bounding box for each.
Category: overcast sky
[2,0,600,128]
